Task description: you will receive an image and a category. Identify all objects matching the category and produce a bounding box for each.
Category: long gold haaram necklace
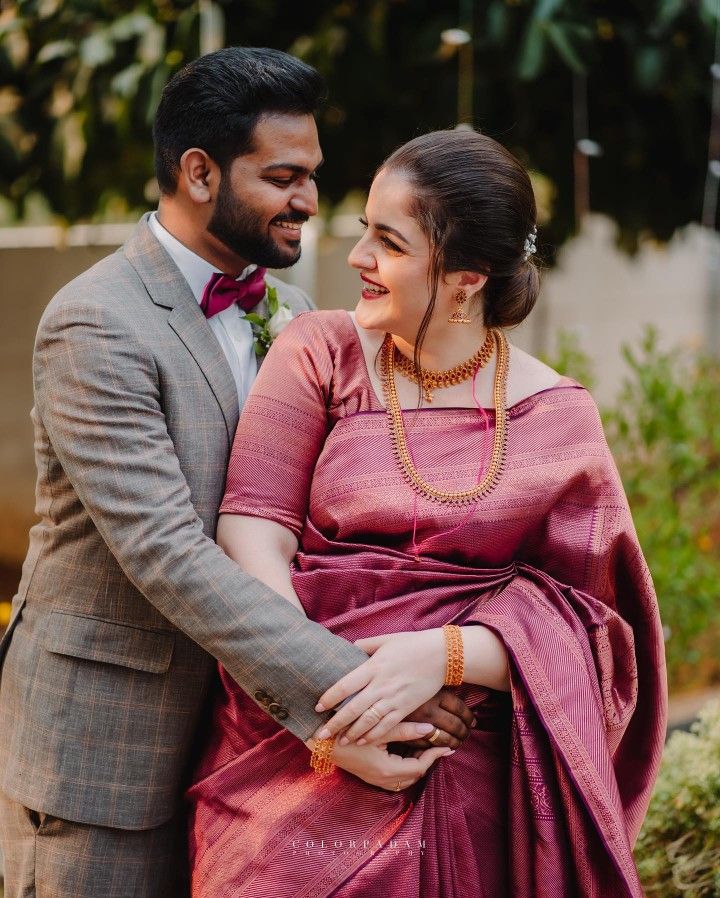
[392,327,495,404]
[380,328,510,506]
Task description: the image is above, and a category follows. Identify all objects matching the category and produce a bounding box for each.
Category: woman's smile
[360,273,389,299]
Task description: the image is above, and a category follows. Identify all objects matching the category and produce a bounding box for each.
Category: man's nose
[291,180,318,217]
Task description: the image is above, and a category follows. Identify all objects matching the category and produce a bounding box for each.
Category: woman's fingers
[415,745,454,773]
[363,719,458,749]
[315,663,372,715]
[379,722,437,743]
[353,635,387,654]
[376,746,451,790]
[411,729,461,750]
[344,707,405,746]
[315,687,381,740]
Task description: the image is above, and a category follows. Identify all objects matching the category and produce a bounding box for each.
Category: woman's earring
[448,289,471,324]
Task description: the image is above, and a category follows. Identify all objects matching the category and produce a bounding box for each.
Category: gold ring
[366,705,382,721]
[394,781,402,792]
[427,727,442,744]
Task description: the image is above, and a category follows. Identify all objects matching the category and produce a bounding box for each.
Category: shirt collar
[148,211,257,305]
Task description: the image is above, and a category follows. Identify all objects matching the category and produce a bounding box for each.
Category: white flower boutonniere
[245,284,293,358]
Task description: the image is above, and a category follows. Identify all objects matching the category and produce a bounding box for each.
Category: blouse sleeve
[220,312,334,537]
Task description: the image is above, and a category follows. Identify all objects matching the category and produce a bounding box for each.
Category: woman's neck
[391,321,489,370]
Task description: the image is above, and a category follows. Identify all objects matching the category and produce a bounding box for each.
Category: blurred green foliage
[547,328,720,691]
[540,328,596,391]
[635,701,720,896]
[0,0,199,220]
[0,0,718,254]
[605,330,720,691]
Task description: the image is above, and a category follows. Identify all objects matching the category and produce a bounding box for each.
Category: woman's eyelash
[358,218,401,252]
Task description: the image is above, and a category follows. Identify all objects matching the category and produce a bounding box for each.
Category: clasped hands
[307,629,474,792]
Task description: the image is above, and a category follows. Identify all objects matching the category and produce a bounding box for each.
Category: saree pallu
[187,311,667,897]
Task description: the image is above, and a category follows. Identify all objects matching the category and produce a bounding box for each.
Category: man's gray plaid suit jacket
[0,214,366,830]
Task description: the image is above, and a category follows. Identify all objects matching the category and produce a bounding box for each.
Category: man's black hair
[153,46,326,194]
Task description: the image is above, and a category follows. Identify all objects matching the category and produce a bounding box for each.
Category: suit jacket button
[268,702,288,720]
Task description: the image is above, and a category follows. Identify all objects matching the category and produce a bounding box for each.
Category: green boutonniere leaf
[266,284,279,316]
[246,281,292,359]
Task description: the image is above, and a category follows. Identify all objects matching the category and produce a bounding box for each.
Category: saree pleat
[187,310,666,897]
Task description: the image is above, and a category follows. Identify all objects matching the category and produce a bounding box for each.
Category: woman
[187,130,666,897]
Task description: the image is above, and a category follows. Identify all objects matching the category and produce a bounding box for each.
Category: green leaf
[111,63,145,99]
[138,22,165,68]
[144,63,169,126]
[80,33,114,68]
[544,21,586,73]
[36,40,75,64]
[518,22,545,80]
[486,2,509,44]
[655,0,686,29]
[266,284,279,315]
[635,47,664,91]
[700,0,720,24]
[533,0,567,21]
[109,12,155,42]
[244,313,266,326]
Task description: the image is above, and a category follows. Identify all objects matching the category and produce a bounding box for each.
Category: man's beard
[206,177,307,270]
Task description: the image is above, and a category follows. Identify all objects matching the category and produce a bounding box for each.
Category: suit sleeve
[33,299,367,742]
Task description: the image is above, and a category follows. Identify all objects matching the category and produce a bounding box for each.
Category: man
[0,47,472,897]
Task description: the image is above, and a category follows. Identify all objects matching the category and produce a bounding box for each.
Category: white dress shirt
[148,212,258,409]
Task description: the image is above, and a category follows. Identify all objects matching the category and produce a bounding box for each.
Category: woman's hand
[314,630,446,745]
[307,738,453,792]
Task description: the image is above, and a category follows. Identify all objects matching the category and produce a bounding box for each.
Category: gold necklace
[380,328,509,505]
[392,328,495,403]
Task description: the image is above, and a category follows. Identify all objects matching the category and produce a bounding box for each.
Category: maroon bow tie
[200,268,268,318]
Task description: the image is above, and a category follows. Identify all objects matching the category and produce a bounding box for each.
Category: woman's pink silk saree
[187,311,666,898]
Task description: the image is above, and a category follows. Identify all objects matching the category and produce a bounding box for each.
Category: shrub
[603,330,720,690]
[635,701,720,896]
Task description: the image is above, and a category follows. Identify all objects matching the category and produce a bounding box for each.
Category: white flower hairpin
[523,226,538,262]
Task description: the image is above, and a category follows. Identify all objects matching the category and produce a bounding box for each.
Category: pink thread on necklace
[409,366,491,560]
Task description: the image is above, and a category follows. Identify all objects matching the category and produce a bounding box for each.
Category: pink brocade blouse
[223,310,619,588]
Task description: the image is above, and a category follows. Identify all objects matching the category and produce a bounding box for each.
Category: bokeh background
[1,2,719,893]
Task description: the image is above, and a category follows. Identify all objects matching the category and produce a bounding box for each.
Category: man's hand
[398,689,476,749]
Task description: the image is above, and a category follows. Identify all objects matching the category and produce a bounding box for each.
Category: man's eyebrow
[261,159,325,175]
[375,222,409,245]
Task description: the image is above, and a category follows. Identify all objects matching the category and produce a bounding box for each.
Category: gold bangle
[443,624,464,687]
[310,737,336,776]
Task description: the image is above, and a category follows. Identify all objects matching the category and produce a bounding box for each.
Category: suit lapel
[166,303,240,440]
[123,215,239,442]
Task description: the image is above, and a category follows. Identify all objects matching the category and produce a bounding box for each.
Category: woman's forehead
[367,170,421,231]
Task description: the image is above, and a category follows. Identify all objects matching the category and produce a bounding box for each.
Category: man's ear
[177,148,216,204]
